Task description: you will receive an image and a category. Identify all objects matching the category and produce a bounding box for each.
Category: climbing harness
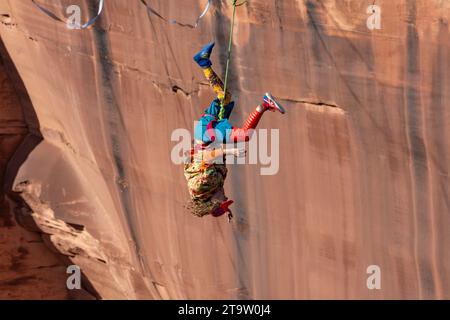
[141,0,212,29]
[31,0,104,29]
[218,0,246,120]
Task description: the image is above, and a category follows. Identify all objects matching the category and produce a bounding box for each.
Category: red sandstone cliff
[0,0,449,299]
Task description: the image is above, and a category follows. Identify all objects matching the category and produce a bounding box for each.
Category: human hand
[226,147,246,158]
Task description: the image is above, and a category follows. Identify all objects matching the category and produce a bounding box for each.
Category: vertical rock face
[0,43,27,191]
[0,0,449,299]
[0,37,69,299]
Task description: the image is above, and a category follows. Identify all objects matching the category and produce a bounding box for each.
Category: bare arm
[198,147,246,163]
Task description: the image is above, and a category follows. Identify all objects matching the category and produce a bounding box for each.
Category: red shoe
[263,93,286,114]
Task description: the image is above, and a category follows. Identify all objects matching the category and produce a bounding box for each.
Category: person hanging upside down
[184,42,286,221]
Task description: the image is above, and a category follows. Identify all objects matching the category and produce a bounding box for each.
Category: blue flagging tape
[31,0,104,30]
[140,0,212,29]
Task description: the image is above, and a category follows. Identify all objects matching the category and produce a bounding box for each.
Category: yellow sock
[203,67,229,103]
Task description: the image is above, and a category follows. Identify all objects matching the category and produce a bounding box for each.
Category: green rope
[218,0,241,120]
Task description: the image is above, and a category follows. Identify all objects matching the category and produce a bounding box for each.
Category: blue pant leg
[194,114,215,143]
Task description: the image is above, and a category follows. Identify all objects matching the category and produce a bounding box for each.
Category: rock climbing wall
[0,0,449,299]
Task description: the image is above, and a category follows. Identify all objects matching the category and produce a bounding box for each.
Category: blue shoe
[194,42,215,68]
[263,93,286,114]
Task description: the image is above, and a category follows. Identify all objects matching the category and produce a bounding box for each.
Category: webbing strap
[32,0,104,29]
[218,0,246,120]
[141,0,212,29]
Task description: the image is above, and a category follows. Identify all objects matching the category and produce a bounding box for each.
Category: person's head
[211,187,226,200]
